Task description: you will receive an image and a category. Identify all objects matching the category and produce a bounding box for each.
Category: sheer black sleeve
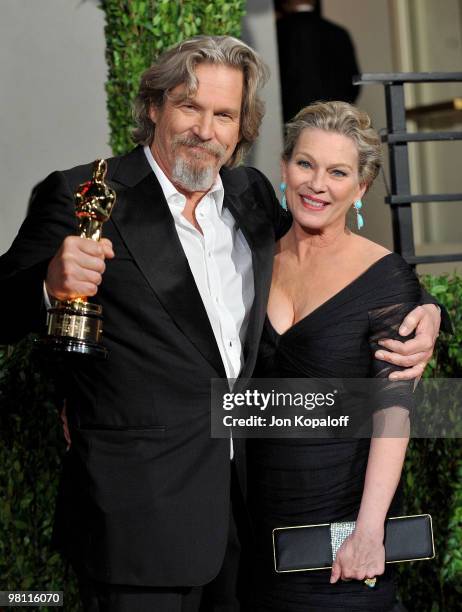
[368,303,417,413]
[367,262,421,413]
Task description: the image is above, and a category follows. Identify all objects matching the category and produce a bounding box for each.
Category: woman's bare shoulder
[350,234,391,265]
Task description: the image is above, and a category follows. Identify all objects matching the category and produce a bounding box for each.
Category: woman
[246,101,419,611]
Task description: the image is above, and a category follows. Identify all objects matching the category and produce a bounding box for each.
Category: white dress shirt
[143,146,254,382]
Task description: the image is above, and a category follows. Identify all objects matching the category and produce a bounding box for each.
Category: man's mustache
[173,135,226,160]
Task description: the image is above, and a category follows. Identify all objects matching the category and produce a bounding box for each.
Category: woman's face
[282,128,367,233]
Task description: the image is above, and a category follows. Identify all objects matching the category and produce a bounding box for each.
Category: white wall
[0,0,110,255]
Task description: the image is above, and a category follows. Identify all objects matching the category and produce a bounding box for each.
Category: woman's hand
[330,528,385,583]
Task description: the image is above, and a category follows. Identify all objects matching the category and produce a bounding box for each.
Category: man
[276,0,361,122]
[0,36,442,611]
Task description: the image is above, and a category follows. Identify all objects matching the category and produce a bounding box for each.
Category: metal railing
[354,72,462,267]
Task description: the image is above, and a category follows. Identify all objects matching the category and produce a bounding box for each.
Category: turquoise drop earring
[354,199,364,230]
[280,182,287,211]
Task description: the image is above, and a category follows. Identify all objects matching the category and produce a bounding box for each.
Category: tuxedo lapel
[109,149,226,377]
[221,170,275,381]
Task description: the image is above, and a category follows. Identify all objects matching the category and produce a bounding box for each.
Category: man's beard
[171,135,226,192]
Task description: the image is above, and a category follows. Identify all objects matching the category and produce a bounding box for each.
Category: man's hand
[375,304,440,381]
[45,236,114,300]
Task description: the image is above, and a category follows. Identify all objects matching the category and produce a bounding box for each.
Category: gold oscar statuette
[40,159,116,358]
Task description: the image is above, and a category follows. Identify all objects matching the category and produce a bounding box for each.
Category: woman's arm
[330,422,409,583]
[331,281,420,584]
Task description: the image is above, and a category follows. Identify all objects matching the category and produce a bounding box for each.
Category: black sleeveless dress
[246,253,420,612]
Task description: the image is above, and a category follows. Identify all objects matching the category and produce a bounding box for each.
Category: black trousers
[76,465,245,612]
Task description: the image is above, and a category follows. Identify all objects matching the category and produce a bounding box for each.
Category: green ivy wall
[398,274,462,610]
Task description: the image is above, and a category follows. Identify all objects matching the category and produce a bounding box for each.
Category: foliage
[398,273,462,611]
[0,339,80,611]
[101,0,246,155]
[422,274,462,378]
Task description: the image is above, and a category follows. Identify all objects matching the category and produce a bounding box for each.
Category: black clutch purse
[273,514,434,573]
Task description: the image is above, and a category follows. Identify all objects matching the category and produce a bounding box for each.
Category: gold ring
[364,577,377,588]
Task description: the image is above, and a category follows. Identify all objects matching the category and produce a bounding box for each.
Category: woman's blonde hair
[132,35,269,168]
[282,101,382,186]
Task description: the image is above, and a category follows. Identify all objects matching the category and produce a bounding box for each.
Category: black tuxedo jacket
[0,146,291,586]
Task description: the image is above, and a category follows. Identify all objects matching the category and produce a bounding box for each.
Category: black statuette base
[38,336,108,360]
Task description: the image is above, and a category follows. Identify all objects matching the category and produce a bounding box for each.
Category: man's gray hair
[132,35,269,167]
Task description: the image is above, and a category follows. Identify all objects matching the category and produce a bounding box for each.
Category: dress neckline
[266,252,396,338]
